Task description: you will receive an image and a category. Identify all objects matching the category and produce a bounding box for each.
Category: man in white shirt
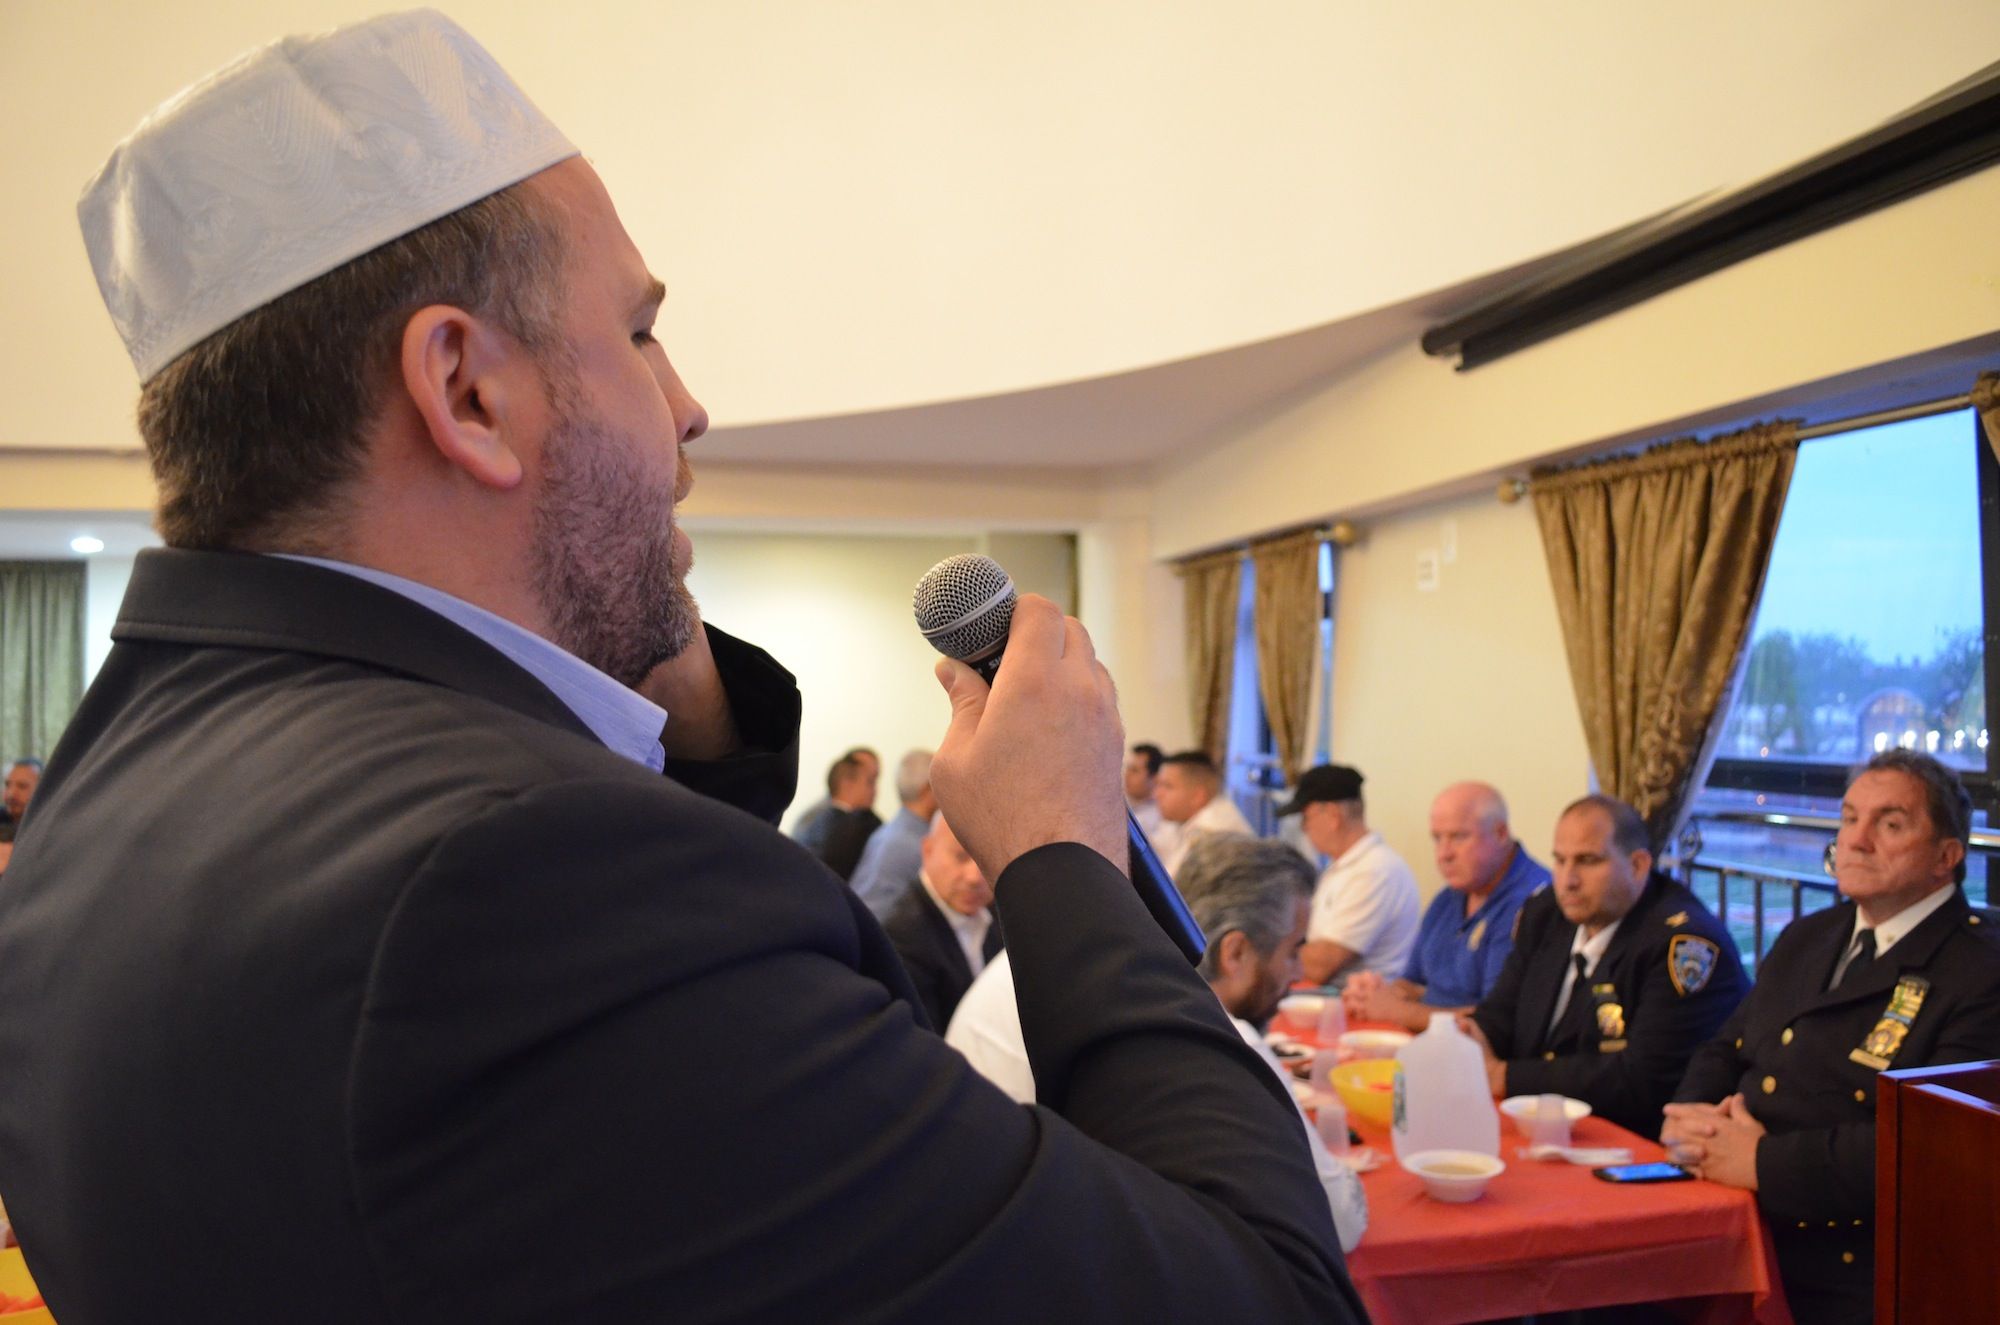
[1153,751,1255,877]
[947,835,1368,1252]
[1278,765,1419,987]
[880,814,1003,1030]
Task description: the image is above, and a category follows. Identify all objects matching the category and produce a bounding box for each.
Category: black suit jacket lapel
[114,548,596,743]
[1521,926,1576,1052]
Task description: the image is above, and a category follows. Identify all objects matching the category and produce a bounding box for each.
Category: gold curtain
[1250,530,1324,782]
[1975,372,2000,462]
[1177,549,1243,764]
[1531,420,1800,851]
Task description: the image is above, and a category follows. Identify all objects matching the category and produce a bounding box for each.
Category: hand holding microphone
[914,555,1206,962]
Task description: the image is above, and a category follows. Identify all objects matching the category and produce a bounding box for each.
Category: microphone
[913,554,1206,964]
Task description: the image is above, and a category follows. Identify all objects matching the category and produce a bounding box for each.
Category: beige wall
[1328,492,1589,902]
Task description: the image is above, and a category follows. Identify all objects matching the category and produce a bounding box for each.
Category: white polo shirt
[1308,831,1421,980]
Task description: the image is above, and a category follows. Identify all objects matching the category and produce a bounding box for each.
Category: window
[1688,407,1994,927]
[1223,543,1339,835]
[1711,410,1986,780]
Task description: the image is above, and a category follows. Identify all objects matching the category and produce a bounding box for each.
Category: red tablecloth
[1344,1114,1790,1325]
[1282,1010,1791,1324]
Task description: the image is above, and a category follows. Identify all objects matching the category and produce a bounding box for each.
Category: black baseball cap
[1274,764,1364,817]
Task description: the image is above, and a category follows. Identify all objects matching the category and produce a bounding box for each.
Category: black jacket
[1673,890,2000,1322]
[0,548,1360,1325]
[881,884,1004,1031]
[1474,872,1748,1136]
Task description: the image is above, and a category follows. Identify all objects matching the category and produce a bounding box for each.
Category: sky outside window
[1718,410,1984,770]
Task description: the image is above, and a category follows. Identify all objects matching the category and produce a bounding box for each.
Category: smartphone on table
[1592,1162,1693,1184]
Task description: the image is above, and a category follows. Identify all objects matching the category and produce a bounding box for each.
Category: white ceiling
[7,1,1998,458]
[701,238,1583,469]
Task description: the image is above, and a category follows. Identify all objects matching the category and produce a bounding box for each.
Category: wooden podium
[1876,1059,2000,1323]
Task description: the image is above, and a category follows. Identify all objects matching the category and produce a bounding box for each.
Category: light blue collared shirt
[277,555,667,773]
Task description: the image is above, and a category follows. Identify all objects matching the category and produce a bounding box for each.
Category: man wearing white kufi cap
[0,12,1361,1324]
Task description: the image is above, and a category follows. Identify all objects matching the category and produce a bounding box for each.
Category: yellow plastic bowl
[0,1246,54,1323]
[1331,1057,1400,1130]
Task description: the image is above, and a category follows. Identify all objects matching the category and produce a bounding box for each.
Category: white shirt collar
[1850,883,1958,957]
[274,555,667,772]
[1567,915,1624,975]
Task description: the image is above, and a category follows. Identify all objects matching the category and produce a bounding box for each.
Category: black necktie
[1834,928,1877,990]
[1547,953,1592,1049]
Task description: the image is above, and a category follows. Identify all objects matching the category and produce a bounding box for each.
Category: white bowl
[1498,1095,1594,1125]
[1401,1149,1505,1202]
[1278,994,1326,1023]
[1339,1028,1412,1059]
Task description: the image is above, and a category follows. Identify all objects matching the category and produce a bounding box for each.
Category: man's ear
[1215,929,1253,980]
[398,305,529,491]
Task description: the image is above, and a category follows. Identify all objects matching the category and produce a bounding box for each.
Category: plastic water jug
[1391,1011,1500,1161]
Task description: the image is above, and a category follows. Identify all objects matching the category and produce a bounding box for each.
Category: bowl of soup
[1400,1149,1505,1202]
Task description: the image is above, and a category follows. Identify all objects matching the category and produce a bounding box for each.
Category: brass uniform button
[1843,1251,1855,1264]
[1781,1028,1794,1045]
[1797,1222,1809,1230]
[1853,1220,1865,1227]
[1854,1089,1866,1103]
[1735,1037,1743,1049]
[1762,1075,1777,1094]
[1828,1221,1838,1228]
[1544,1051,1556,1060]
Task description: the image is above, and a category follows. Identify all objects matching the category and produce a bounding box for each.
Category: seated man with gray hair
[947,835,1368,1252]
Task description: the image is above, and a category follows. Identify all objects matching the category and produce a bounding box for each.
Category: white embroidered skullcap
[79,9,578,382]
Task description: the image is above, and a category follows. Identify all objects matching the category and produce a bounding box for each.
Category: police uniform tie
[1545,952,1592,1049]
[1832,927,1877,990]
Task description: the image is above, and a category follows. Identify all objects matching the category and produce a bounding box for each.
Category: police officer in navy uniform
[1466,794,1749,1137]
[1665,750,2000,1325]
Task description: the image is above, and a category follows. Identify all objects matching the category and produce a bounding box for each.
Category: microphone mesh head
[913,554,1016,662]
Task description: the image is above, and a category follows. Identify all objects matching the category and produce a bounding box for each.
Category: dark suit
[0,549,1360,1324]
[812,805,882,881]
[1473,873,1748,1136]
[882,884,1004,1030]
[1673,891,2000,1324]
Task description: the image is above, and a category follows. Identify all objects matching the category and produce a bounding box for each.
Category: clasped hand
[1660,1095,1765,1190]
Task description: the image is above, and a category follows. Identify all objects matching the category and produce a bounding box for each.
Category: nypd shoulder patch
[1668,935,1719,996]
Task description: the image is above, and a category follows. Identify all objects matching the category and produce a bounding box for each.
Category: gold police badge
[1850,976,1929,1070]
[1668,935,1719,996]
[1592,983,1626,1049]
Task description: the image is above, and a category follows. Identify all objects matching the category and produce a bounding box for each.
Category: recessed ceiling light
[70,535,105,555]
